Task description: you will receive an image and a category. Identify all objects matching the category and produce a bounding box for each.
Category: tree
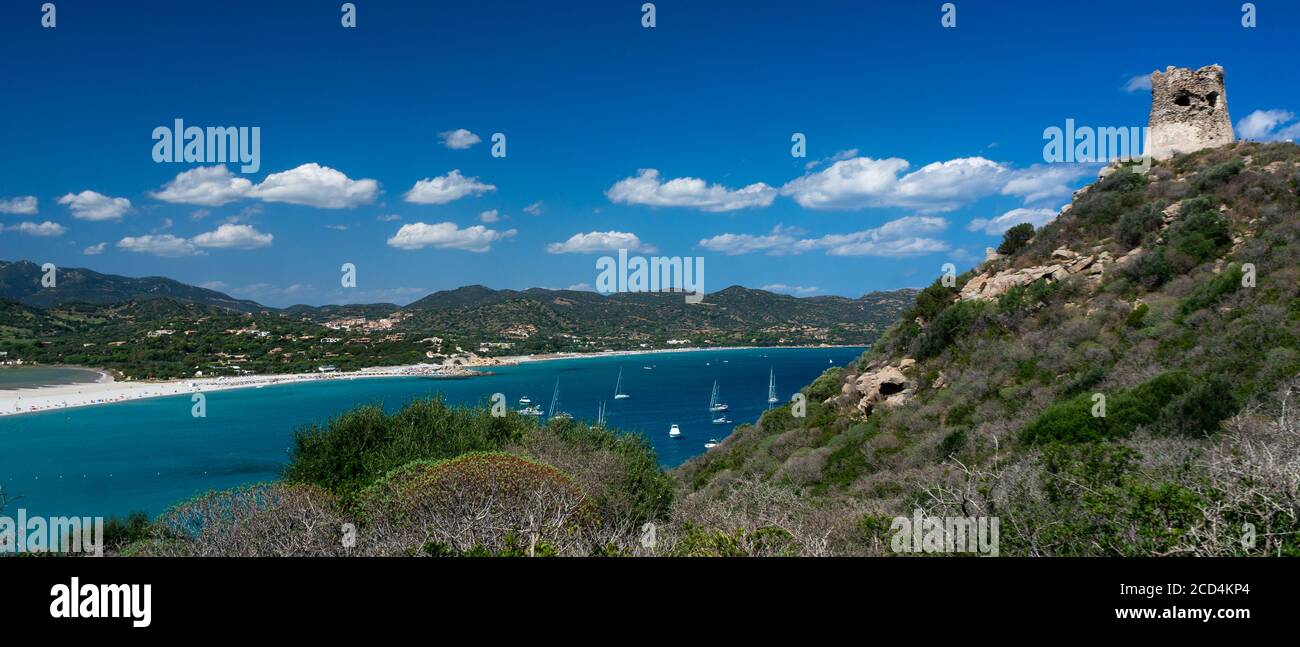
[359,452,595,556]
[997,223,1035,256]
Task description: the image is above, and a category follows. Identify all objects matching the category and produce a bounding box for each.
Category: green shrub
[1122,248,1175,289]
[1180,264,1243,314]
[1163,374,1238,437]
[1020,393,1112,444]
[997,223,1035,256]
[916,300,987,360]
[1060,365,1107,397]
[1194,158,1244,193]
[804,367,844,402]
[1124,303,1149,328]
[1167,197,1231,264]
[1097,167,1148,194]
[1107,370,1196,434]
[1114,204,1163,248]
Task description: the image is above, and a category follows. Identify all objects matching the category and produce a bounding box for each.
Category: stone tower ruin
[1147,64,1234,160]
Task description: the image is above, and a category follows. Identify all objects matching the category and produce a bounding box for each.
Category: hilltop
[0,262,915,379]
[674,141,1300,556]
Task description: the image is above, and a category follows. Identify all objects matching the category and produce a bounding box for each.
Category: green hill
[674,142,1300,556]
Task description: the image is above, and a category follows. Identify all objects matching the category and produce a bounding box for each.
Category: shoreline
[0,344,865,418]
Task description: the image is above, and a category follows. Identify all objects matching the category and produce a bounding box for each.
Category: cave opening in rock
[879,382,905,396]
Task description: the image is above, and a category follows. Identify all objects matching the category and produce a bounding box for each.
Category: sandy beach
[0,363,472,418]
[0,344,861,418]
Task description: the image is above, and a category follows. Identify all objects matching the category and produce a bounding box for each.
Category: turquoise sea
[0,346,863,520]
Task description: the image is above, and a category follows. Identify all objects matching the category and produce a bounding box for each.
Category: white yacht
[708,380,729,412]
[704,439,720,449]
[669,423,682,439]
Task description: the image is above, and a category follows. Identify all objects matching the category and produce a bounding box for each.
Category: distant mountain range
[0,259,917,330]
[0,260,918,374]
[0,260,265,314]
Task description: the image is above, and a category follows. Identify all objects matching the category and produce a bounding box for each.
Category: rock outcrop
[957,248,1109,302]
[1147,65,1234,160]
[848,360,914,416]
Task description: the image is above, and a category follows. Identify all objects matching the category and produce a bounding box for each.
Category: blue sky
[2,0,1298,306]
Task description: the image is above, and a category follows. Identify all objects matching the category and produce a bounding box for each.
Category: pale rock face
[957,250,1106,302]
[1147,65,1234,160]
[853,364,911,415]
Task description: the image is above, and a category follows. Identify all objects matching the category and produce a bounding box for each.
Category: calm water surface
[0,347,862,519]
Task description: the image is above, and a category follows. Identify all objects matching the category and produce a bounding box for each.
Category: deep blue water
[0,347,862,519]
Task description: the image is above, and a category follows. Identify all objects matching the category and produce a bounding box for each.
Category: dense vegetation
[676,142,1300,556]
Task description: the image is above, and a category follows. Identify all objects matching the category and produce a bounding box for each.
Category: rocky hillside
[673,142,1300,556]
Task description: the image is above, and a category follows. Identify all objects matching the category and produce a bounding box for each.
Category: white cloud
[58,190,131,221]
[781,156,1007,212]
[386,221,516,252]
[523,201,544,216]
[249,163,379,208]
[1000,164,1097,205]
[804,149,860,171]
[5,221,66,237]
[199,281,229,290]
[117,234,202,257]
[1122,74,1152,93]
[606,168,777,212]
[479,209,501,223]
[565,282,593,291]
[83,242,107,255]
[191,223,273,249]
[546,231,657,254]
[403,170,496,205]
[697,225,802,256]
[1236,109,1300,141]
[376,214,401,222]
[700,216,949,257]
[0,196,38,215]
[150,165,253,206]
[967,207,1058,236]
[761,284,821,295]
[439,128,482,150]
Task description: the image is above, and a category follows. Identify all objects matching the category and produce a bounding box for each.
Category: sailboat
[547,378,572,421]
[596,400,607,427]
[708,380,729,412]
[767,368,779,405]
[613,368,631,400]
